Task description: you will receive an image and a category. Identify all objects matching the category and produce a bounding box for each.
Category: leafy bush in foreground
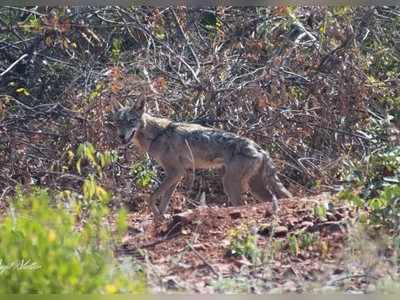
[0,188,145,293]
[340,145,400,229]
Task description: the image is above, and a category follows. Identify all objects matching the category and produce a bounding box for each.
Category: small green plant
[111,38,123,61]
[58,175,128,246]
[262,239,284,263]
[131,159,156,189]
[0,188,145,293]
[75,142,117,177]
[287,230,319,256]
[16,87,30,96]
[22,15,41,32]
[87,83,105,102]
[227,225,261,263]
[313,203,327,220]
[299,230,319,249]
[287,234,299,256]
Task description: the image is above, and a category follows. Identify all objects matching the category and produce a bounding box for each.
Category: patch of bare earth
[116,194,395,293]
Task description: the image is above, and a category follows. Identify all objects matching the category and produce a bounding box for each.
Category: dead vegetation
[0,6,399,293]
[2,6,399,201]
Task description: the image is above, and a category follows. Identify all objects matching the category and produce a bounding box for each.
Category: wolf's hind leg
[249,175,278,212]
[222,172,242,206]
[222,157,252,206]
[249,175,273,201]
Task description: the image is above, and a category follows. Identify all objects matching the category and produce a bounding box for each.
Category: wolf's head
[114,98,145,144]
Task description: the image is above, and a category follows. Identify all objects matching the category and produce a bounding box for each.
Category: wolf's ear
[131,97,146,114]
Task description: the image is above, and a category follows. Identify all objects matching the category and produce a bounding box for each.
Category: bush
[340,145,400,229]
[227,225,260,263]
[0,188,145,293]
[342,145,400,197]
[340,184,400,230]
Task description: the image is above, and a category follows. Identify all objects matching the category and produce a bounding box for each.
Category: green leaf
[369,198,386,211]
[16,87,30,96]
[116,208,128,237]
[76,159,81,174]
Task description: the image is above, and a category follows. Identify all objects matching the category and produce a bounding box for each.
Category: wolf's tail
[262,152,292,199]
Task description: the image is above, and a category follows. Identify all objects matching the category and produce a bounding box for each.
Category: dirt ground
[114,192,398,293]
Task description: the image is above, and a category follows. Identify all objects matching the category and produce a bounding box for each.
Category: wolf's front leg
[146,194,161,217]
[149,170,184,217]
[159,181,180,214]
[271,194,278,213]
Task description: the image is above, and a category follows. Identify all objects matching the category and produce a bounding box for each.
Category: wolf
[114,98,292,218]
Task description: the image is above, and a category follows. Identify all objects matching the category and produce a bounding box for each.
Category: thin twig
[186,241,220,278]
[3,6,45,17]
[0,53,28,77]
[0,186,12,202]
[171,8,201,76]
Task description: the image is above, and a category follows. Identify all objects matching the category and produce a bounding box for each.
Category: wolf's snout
[119,129,135,144]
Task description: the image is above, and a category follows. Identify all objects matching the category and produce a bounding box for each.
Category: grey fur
[114,98,292,217]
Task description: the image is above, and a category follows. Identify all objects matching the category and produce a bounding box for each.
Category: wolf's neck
[133,113,172,152]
